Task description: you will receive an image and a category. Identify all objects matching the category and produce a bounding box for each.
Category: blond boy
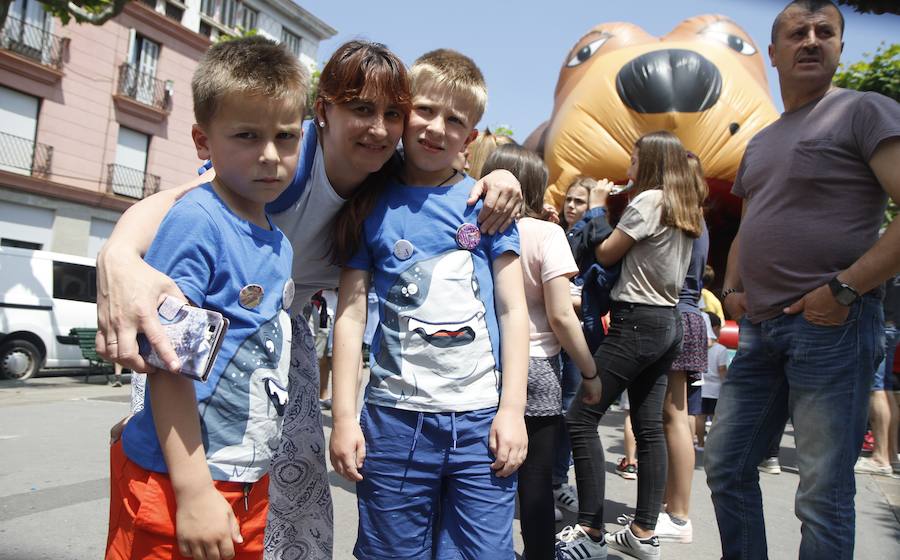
[106,37,305,560]
[329,49,529,559]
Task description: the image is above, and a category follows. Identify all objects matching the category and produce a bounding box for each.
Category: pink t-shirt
[518,217,579,357]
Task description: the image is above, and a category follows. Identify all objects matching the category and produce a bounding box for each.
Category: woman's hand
[590,179,613,209]
[96,249,185,373]
[467,169,523,234]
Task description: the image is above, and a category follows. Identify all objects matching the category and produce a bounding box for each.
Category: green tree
[0,0,132,29]
[492,124,514,138]
[836,1,900,14]
[214,25,258,43]
[833,43,899,224]
[305,68,319,119]
[833,42,899,101]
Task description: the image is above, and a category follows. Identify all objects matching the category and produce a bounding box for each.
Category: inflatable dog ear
[528,15,779,214]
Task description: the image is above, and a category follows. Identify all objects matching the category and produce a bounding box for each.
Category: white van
[0,247,97,379]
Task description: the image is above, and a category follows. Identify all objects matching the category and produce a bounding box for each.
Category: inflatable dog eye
[525,14,779,276]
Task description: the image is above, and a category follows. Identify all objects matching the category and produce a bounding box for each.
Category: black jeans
[517,415,562,559]
[566,302,682,531]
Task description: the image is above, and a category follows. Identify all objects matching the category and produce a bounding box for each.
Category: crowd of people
[94,1,898,559]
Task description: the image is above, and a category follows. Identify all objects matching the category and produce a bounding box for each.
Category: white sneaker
[605,524,660,560]
[854,457,893,476]
[554,483,579,512]
[654,511,692,543]
[555,525,607,560]
[555,506,563,521]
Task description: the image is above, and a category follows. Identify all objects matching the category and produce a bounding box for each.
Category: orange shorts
[106,440,269,560]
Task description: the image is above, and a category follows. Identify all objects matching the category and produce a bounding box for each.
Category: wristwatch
[828,276,860,306]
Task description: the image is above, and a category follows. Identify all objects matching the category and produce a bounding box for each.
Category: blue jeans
[872,324,899,390]
[705,296,884,560]
[553,352,582,485]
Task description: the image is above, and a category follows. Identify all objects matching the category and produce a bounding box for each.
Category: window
[0,200,53,250]
[112,127,150,198]
[52,261,97,303]
[200,0,216,17]
[199,21,213,37]
[238,4,257,30]
[1,238,41,250]
[125,33,160,105]
[0,85,39,175]
[4,0,51,61]
[220,0,237,27]
[281,28,301,58]
[165,1,184,22]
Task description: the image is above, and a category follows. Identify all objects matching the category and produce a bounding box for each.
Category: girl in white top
[481,145,599,559]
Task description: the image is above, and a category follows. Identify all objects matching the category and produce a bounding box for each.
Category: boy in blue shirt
[329,49,529,559]
[106,37,306,560]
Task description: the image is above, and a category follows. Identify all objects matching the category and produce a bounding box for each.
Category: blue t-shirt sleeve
[143,201,219,306]
[488,220,520,260]
[344,234,373,271]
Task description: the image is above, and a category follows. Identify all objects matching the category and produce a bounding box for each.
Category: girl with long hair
[555,131,703,560]
[482,145,600,559]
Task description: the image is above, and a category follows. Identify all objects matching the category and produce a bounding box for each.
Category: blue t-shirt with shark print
[122,184,294,483]
[346,176,520,413]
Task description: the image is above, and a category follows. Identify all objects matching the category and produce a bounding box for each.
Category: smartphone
[137,296,229,382]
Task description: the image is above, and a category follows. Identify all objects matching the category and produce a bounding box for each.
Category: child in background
[481,144,600,558]
[328,49,529,559]
[106,37,305,560]
[697,312,728,450]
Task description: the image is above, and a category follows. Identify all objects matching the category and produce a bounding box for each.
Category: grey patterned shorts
[264,315,333,559]
[526,354,563,417]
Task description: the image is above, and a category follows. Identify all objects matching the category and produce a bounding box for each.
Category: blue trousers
[705,296,883,560]
[355,404,516,560]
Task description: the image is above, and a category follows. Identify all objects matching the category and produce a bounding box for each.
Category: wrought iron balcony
[116,63,171,111]
[0,130,53,177]
[0,16,66,69]
[107,163,160,199]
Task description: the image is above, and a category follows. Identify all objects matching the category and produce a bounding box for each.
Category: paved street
[1,373,899,560]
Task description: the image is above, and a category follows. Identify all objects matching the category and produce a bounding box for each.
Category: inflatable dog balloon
[526,15,780,271]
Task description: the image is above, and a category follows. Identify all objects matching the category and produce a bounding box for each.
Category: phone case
[137,296,229,382]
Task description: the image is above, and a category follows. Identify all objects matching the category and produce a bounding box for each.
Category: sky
[298,0,899,141]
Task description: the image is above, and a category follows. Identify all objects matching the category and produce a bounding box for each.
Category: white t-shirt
[702,342,729,399]
[518,218,579,357]
[270,143,347,315]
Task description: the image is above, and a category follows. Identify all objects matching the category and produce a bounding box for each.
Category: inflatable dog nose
[616,49,722,113]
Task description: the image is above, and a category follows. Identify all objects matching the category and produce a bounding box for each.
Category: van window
[52,261,97,303]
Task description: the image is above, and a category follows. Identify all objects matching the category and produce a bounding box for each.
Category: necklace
[435,169,459,187]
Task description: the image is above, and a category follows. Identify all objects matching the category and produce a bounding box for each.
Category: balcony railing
[0,130,53,177]
[117,63,170,111]
[107,164,160,199]
[0,17,66,69]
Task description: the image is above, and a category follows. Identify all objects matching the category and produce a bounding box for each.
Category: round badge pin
[239,284,264,309]
[394,239,415,260]
[456,223,481,251]
[282,279,295,310]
